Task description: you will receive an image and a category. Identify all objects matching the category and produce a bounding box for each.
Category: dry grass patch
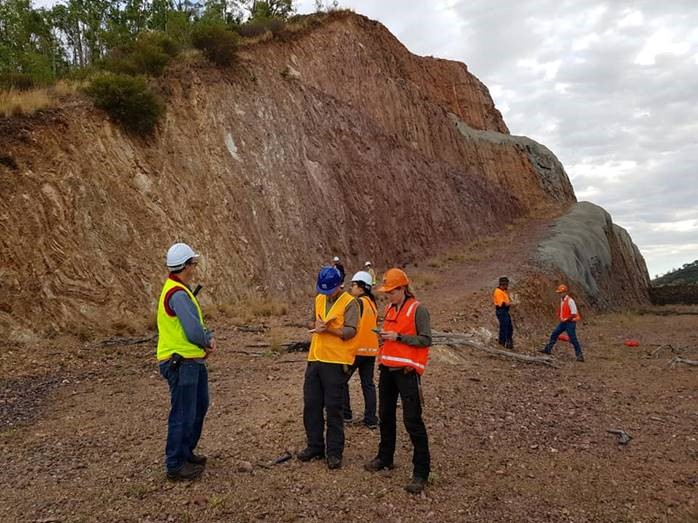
[427,236,501,268]
[409,270,435,291]
[0,81,83,117]
[248,297,288,317]
[208,296,288,324]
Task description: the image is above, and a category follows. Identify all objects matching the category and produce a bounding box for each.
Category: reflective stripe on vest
[355,296,379,356]
[308,292,358,365]
[379,298,429,375]
[559,295,581,321]
[156,277,207,361]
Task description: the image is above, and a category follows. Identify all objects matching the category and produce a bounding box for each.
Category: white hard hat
[364,261,372,266]
[351,271,373,286]
[166,242,199,269]
[333,256,340,262]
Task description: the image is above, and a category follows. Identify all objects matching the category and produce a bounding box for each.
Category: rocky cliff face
[0,12,647,339]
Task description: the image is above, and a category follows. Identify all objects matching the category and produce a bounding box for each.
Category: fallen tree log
[431,331,557,367]
[650,344,676,359]
[669,357,698,367]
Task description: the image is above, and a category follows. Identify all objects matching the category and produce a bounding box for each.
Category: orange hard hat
[555,284,568,293]
[377,268,409,292]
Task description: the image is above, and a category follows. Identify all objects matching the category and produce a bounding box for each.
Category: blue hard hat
[316,266,342,295]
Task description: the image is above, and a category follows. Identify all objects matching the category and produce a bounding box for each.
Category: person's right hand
[315,319,328,332]
[208,337,217,353]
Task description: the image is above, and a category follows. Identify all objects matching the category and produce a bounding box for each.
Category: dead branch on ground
[649,344,676,359]
[431,331,557,367]
[669,357,698,368]
[244,341,310,353]
[92,334,157,348]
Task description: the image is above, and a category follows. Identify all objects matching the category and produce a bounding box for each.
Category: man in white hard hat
[332,256,346,285]
[156,242,216,481]
[364,261,377,288]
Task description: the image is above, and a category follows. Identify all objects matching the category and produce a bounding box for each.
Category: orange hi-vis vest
[559,295,581,322]
[493,288,510,307]
[355,296,379,357]
[308,292,358,365]
[379,298,429,375]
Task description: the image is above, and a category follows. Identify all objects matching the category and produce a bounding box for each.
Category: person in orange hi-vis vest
[342,271,380,429]
[364,268,431,494]
[493,276,514,349]
[298,266,359,470]
[540,284,585,362]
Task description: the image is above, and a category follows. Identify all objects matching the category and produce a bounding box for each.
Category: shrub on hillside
[191,25,238,66]
[235,18,285,38]
[104,31,180,77]
[86,74,164,135]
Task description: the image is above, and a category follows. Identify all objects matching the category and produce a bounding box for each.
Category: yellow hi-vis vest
[308,292,358,365]
[355,296,379,357]
[156,277,207,361]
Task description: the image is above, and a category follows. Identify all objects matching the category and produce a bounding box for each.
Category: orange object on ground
[558,333,570,342]
[624,339,640,347]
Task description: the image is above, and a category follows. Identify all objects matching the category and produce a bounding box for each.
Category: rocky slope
[0,12,647,340]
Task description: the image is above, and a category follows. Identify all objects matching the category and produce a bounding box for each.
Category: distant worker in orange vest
[342,271,380,428]
[493,276,514,349]
[364,268,432,494]
[540,284,585,362]
[299,266,359,470]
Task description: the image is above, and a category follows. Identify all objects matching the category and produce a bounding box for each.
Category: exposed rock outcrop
[537,202,651,308]
[0,12,648,338]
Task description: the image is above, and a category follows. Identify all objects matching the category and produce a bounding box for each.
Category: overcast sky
[296,0,697,278]
[35,1,697,277]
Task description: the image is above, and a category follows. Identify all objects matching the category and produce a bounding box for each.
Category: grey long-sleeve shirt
[169,290,213,348]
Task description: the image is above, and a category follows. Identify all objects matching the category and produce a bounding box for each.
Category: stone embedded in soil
[237,461,254,473]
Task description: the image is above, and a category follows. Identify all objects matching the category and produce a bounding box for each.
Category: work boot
[297,447,324,462]
[364,457,394,472]
[364,420,379,430]
[188,453,207,466]
[326,455,342,470]
[576,354,585,362]
[538,348,552,354]
[405,476,427,494]
[166,462,204,481]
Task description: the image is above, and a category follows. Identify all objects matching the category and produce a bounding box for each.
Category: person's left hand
[380,331,398,341]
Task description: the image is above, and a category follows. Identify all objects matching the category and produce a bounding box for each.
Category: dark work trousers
[544,320,583,357]
[303,361,347,459]
[342,356,378,425]
[377,365,430,480]
[495,306,514,349]
[159,359,209,473]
